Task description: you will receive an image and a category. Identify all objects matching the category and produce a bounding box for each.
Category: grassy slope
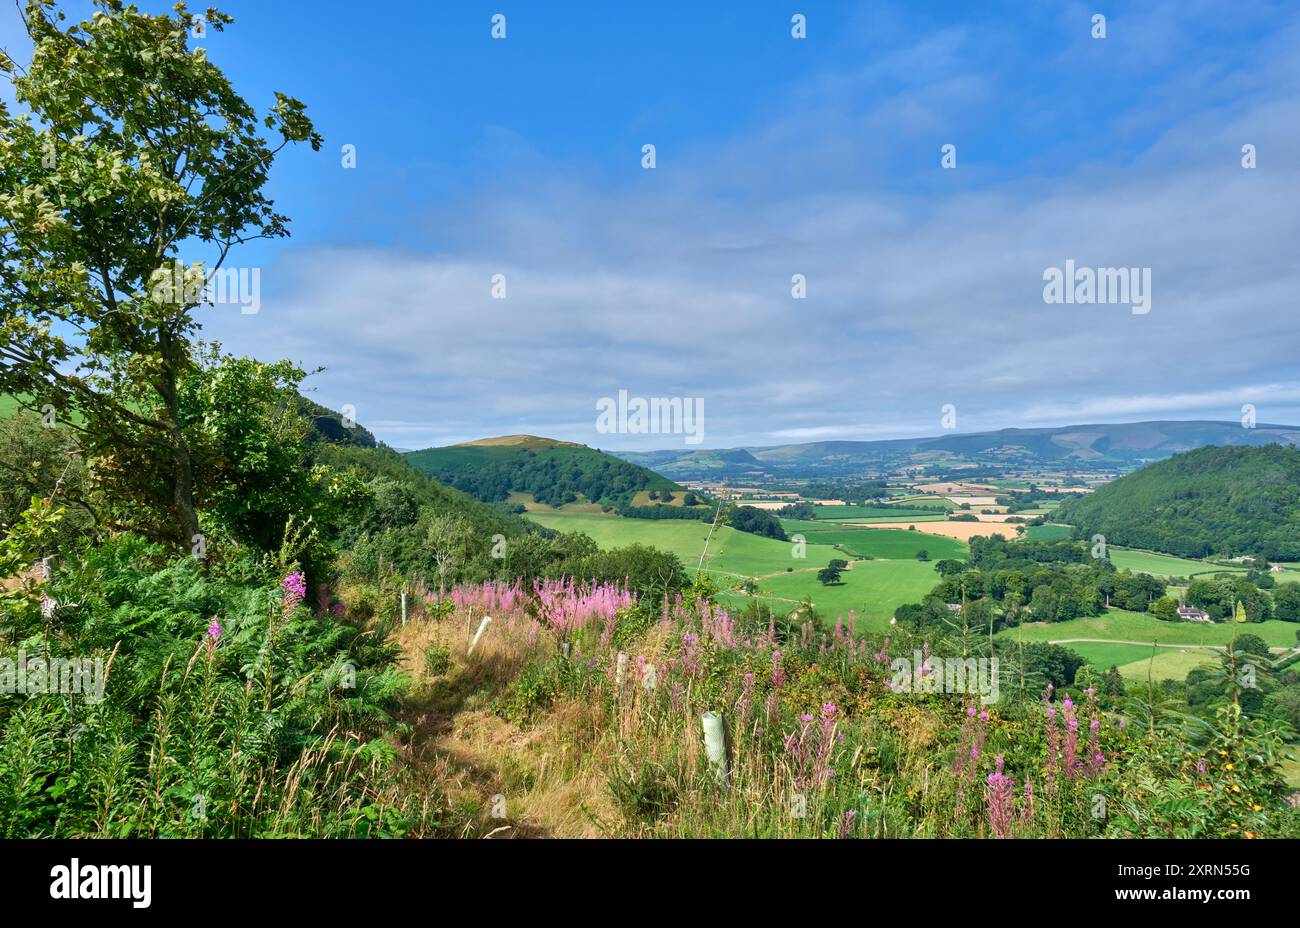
[1107,548,1247,579]
[779,519,967,560]
[999,609,1300,648]
[721,558,944,631]
[1059,641,1219,682]
[525,510,948,629]
[524,510,792,577]
[1024,524,1072,541]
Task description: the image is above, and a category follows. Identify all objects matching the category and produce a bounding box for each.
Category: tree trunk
[158,337,200,547]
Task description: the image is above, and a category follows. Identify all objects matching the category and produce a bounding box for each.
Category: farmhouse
[1270,565,1286,573]
[1177,605,1211,623]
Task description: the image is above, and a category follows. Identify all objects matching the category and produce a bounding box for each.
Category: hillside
[405,435,680,508]
[617,420,1300,479]
[1055,443,1300,560]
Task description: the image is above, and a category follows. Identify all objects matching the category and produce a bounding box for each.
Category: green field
[525,510,801,578]
[778,520,967,560]
[1024,523,1072,541]
[526,510,948,628]
[811,505,948,522]
[1056,641,1219,682]
[1116,648,1221,683]
[1106,547,1247,579]
[719,558,944,632]
[999,609,1300,649]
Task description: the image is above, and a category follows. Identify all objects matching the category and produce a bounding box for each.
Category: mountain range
[612,420,1300,480]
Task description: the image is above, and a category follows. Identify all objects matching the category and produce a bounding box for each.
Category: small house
[1177,605,1211,623]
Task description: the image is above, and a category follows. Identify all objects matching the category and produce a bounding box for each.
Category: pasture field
[1055,641,1161,670]
[1115,648,1220,683]
[999,609,1300,648]
[1023,523,1072,541]
[526,510,951,628]
[524,510,804,578]
[779,520,967,560]
[719,558,943,632]
[1051,641,1218,682]
[888,495,958,509]
[1107,548,1247,579]
[811,505,948,521]
[1282,753,1300,789]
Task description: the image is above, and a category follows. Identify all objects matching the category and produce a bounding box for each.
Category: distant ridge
[454,434,586,449]
[614,420,1300,479]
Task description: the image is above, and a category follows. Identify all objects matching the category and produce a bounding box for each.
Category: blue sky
[5,1,1300,449]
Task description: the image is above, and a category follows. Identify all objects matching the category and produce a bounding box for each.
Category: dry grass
[391,613,619,837]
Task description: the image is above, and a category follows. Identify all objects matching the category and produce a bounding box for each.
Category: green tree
[1272,582,1300,621]
[0,1,320,547]
[1150,595,1179,622]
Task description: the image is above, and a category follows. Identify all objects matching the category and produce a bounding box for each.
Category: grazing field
[719,558,944,632]
[779,520,967,560]
[526,510,951,628]
[1282,753,1300,789]
[524,510,801,578]
[999,610,1300,649]
[811,505,948,521]
[1052,641,1218,682]
[1106,548,1247,579]
[1115,648,1220,683]
[1023,523,1072,541]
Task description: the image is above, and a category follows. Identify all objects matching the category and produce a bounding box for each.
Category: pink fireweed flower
[532,577,635,635]
[1044,687,1060,785]
[1062,698,1080,779]
[771,651,785,689]
[986,756,1016,838]
[1020,778,1035,828]
[281,571,307,613]
[206,617,223,654]
[839,809,856,839]
[784,706,841,790]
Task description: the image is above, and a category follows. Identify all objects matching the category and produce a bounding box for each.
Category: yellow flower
[1225,763,1234,770]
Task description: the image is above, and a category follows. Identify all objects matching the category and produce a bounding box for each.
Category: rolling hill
[616,420,1300,479]
[1054,443,1300,560]
[404,435,681,509]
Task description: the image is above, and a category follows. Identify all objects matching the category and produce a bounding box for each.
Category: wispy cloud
[201,1,1300,450]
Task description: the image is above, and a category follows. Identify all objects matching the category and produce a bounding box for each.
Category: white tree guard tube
[468,616,492,655]
[701,712,730,785]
